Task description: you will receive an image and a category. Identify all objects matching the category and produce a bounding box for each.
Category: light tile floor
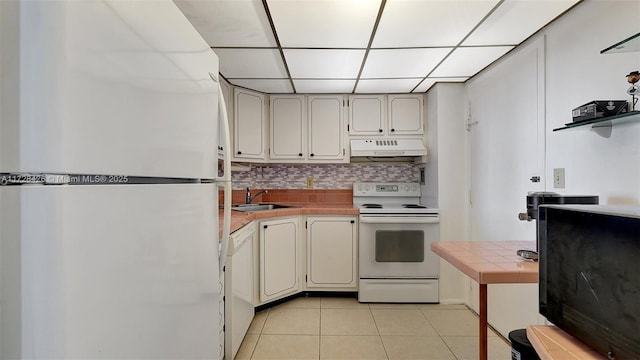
[234,296,512,360]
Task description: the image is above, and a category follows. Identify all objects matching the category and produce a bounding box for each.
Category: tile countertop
[430,241,538,284]
[219,203,359,236]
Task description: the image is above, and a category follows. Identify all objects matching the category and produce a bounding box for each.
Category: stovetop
[355,203,438,215]
[353,182,438,215]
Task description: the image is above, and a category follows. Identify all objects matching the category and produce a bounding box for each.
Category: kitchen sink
[231,203,297,212]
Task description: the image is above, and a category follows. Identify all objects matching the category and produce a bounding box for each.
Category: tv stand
[527,325,605,359]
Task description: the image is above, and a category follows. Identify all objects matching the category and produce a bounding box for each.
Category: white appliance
[354,182,440,303]
[0,1,232,359]
[225,224,255,360]
[350,138,427,157]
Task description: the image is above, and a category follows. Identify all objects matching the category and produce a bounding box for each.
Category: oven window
[375,230,424,262]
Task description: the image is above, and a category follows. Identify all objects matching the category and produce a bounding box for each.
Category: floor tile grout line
[367,303,391,360]
[318,304,322,359]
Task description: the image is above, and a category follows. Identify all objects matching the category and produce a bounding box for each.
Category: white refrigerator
[0,1,232,359]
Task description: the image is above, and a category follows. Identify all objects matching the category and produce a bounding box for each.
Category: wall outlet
[553,168,565,188]
[306,176,314,188]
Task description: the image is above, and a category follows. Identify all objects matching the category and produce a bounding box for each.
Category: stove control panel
[353,182,421,197]
[376,184,398,192]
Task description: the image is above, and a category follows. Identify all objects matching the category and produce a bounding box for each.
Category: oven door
[358,214,440,278]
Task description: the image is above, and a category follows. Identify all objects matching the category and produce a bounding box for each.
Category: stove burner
[402,204,427,209]
[361,203,383,209]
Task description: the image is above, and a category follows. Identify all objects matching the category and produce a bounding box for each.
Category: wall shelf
[553,110,640,132]
[601,32,640,54]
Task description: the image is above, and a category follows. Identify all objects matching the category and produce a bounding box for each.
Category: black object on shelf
[571,100,628,123]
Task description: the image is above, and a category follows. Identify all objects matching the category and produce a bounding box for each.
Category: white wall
[464,0,640,337]
[544,1,640,204]
[424,83,469,304]
[465,36,547,336]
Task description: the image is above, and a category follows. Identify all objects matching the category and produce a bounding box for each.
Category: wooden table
[431,241,538,360]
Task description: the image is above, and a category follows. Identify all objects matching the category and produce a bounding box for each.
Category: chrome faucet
[246,187,268,204]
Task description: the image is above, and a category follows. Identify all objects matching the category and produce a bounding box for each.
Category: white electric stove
[354,182,440,303]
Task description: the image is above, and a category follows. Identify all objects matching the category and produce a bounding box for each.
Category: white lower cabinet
[259,217,301,302]
[306,216,357,289]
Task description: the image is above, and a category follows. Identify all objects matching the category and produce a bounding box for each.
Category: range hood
[350,138,427,157]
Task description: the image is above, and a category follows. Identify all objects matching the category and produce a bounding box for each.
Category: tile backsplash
[231,163,421,190]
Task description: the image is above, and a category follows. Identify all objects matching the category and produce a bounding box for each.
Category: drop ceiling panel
[463,0,580,46]
[355,79,422,94]
[214,48,287,78]
[414,77,469,93]
[284,49,366,78]
[267,0,381,48]
[230,79,293,93]
[293,79,355,93]
[373,0,500,47]
[361,48,452,78]
[174,0,275,47]
[176,0,579,94]
[430,46,514,77]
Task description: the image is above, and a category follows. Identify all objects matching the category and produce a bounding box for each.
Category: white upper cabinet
[348,94,424,136]
[233,88,266,161]
[308,95,346,162]
[270,95,306,160]
[348,95,386,135]
[388,94,424,135]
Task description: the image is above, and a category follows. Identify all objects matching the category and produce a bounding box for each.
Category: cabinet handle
[350,220,355,224]
[237,151,242,155]
[310,153,315,157]
[263,225,268,229]
[390,128,395,132]
[299,153,303,157]
[378,129,383,133]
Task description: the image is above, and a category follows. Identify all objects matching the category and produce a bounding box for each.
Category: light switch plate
[553,168,565,188]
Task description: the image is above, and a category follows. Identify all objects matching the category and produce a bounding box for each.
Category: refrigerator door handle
[216,82,232,273]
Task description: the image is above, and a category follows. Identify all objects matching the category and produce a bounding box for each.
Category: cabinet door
[270,95,306,160]
[348,95,386,135]
[259,218,300,302]
[388,94,424,135]
[308,95,345,161]
[234,88,266,160]
[307,217,357,288]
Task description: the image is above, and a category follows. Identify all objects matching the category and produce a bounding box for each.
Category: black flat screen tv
[538,205,640,359]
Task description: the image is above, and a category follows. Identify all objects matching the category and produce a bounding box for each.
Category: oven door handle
[359,216,440,224]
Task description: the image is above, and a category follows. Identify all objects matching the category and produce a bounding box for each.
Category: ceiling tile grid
[176,0,581,94]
